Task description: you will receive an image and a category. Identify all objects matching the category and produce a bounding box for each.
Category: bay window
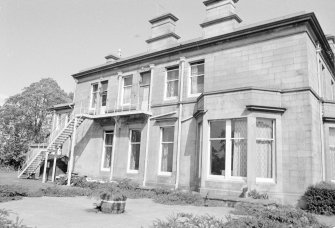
[165,67,179,98]
[209,118,247,178]
[329,128,335,181]
[256,118,275,180]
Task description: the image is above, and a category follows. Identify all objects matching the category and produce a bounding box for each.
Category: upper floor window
[100,81,108,107]
[122,75,133,105]
[165,67,179,99]
[209,118,247,179]
[256,118,275,180]
[190,61,204,95]
[90,83,99,109]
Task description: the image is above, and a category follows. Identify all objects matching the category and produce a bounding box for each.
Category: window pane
[162,127,174,142]
[105,133,113,146]
[91,93,97,109]
[123,87,131,104]
[131,130,141,143]
[166,80,178,97]
[101,81,108,92]
[124,76,133,86]
[92,84,99,92]
[130,144,140,170]
[167,69,179,80]
[329,128,335,180]
[191,63,204,76]
[232,119,247,138]
[103,147,113,168]
[191,75,204,94]
[232,139,247,177]
[210,121,226,138]
[101,94,107,106]
[161,143,173,172]
[210,140,226,175]
[256,140,273,178]
[256,118,273,139]
[141,72,151,85]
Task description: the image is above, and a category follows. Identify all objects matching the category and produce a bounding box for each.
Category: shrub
[233,203,328,228]
[248,189,269,200]
[151,213,227,228]
[117,179,139,191]
[0,185,28,202]
[302,182,335,215]
[154,191,203,206]
[0,209,31,228]
[36,186,91,197]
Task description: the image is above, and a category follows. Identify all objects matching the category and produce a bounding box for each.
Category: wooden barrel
[100,200,126,214]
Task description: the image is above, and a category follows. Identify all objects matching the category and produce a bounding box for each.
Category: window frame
[207,118,247,181]
[101,131,114,172]
[164,66,179,100]
[127,129,141,174]
[158,126,175,176]
[188,60,205,97]
[100,80,109,107]
[255,118,276,183]
[121,75,133,106]
[329,127,335,182]
[90,83,99,110]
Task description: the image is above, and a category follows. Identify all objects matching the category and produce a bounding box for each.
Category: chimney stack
[105,53,120,63]
[146,13,180,51]
[200,0,242,38]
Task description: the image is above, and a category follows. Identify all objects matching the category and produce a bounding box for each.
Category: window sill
[158,172,172,177]
[127,170,139,174]
[256,178,276,184]
[188,93,202,98]
[207,175,246,183]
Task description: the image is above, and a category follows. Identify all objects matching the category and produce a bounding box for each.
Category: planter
[100,200,126,214]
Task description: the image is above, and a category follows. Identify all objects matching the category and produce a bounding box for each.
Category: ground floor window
[128,130,141,172]
[256,118,275,180]
[160,127,174,174]
[329,128,335,181]
[209,118,247,178]
[102,131,114,170]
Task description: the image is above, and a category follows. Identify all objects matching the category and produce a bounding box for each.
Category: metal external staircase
[17,116,85,178]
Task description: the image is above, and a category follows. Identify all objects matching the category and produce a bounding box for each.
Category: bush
[0,185,28,202]
[154,191,203,206]
[233,203,328,228]
[0,209,31,228]
[38,186,91,197]
[302,182,335,215]
[248,189,269,200]
[151,213,227,228]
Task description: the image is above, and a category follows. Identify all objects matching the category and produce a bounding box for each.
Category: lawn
[0,170,334,228]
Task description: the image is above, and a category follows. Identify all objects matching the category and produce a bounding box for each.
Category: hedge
[303,182,335,215]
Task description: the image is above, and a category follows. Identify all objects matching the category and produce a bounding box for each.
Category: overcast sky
[1,0,335,105]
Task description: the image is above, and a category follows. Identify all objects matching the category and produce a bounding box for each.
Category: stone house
[19,0,335,204]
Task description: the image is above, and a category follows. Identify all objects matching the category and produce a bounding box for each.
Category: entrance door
[100,81,108,114]
[139,72,151,110]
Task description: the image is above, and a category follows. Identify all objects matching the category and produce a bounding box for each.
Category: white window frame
[188,61,204,97]
[121,75,132,106]
[164,67,179,100]
[207,119,247,181]
[90,83,99,110]
[158,126,175,176]
[255,118,276,183]
[101,131,114,172]
[329,127,335,182]
[127,129,141,174]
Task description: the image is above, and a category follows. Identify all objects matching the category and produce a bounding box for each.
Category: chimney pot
[105,54,120,63]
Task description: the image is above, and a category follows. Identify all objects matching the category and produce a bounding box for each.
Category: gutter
[72,12,334,79]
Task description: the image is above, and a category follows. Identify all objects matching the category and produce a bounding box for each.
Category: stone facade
[50,3,335,204]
